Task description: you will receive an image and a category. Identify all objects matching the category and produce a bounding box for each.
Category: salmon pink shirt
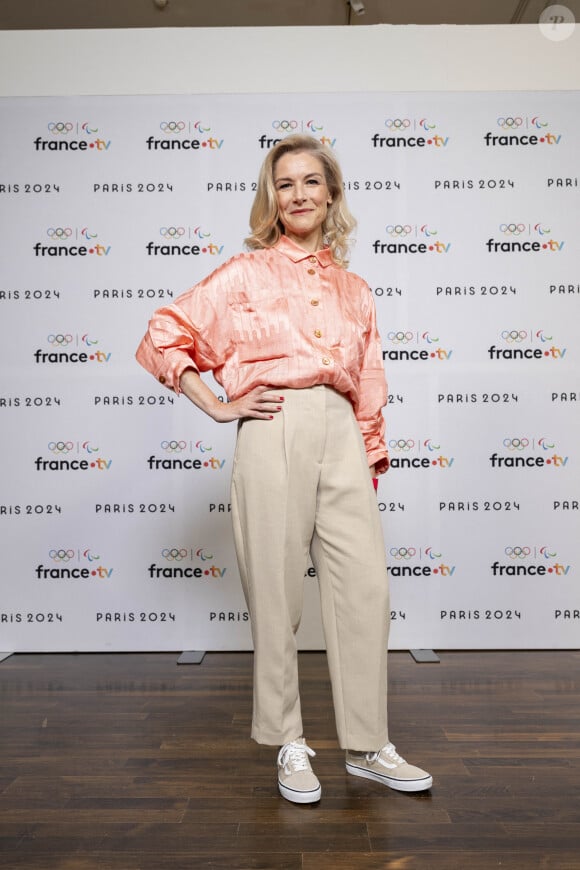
[136,235,389,471]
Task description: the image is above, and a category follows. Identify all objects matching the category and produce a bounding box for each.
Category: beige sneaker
[277,738,322,804]
[346,742,432,792]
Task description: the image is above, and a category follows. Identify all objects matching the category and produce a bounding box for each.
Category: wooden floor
[0,650,579,870]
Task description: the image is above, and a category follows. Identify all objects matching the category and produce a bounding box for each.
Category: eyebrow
[274,172,324,183]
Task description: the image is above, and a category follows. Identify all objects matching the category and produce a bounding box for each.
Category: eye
[276,182,291,190]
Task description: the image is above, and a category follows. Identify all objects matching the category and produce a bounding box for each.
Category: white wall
[0,24,579,97]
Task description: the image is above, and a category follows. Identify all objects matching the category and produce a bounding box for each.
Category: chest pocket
[229,288,291,363]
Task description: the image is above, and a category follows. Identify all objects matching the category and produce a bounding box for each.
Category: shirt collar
[273,234,334,268]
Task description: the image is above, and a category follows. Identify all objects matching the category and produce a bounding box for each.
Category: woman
[136,134,432,803]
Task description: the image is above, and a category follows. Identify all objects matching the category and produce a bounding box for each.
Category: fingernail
[276,405,282,410]
[269,415,274,420]
[279,397,284,401]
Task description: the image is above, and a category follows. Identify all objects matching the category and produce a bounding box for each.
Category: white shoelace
[367,742,406,767]
[277,739,316,773]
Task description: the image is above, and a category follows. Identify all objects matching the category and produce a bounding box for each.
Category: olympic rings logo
[161,440,187,452]
[48,122,73,135]
[385,224,412,237]
[272,120,298,131]
[503,438,529,451]
[162,548,188,561]
[47,227,73,240]
[500,330,527,343]
[388,439,415,451]
[48,441,74,453]
[389,547,416,560]
[497,117,523,129]
[499,223,526,235]
[505,546,531,559]
[385,119,411,129]
[160,227,185,239]
[49,548,75,561]
[387,331,414,344]
[47,334,73,346]
[160,121,186,133]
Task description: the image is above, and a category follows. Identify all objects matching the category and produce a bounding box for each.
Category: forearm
[179,368,223,420]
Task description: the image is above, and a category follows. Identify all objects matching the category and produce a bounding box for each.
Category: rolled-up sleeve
[135,277,225,393]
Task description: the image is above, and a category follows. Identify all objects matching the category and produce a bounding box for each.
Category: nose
[293,184,307,202]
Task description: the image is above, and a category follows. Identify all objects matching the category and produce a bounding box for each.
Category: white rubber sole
[278,779,322,804]
[346,761,433,793]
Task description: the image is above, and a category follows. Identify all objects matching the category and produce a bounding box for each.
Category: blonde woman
[136,135,431,803]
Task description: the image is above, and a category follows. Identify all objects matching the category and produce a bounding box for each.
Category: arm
[355,288,390,475]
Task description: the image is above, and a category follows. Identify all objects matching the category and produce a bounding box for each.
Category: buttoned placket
[304,255,332,370]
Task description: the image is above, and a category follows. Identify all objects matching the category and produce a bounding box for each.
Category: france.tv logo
[35,440,113,472]
[383,330,453,362]
[371,117,449,148]
[488,329,567,361]
[486,222,564,254]
[146,225,224,257]
[387,545,456,577]
[33,226,111,257]
[484,115,562,147]
[491,545,571,577]
[35,547,114,580]
[388,438,455,470]
[34,121,111,152]
[147,439,226,471]
[148,546,227,579]
[373,224,451,255]
[489,436,569,469]
[34,333,112,364]
[146,120,224,150]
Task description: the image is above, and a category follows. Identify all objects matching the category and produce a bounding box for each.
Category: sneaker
[277,738,322,804]
[345,742,432,793]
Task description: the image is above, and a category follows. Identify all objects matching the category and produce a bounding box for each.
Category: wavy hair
[245,134,356,268]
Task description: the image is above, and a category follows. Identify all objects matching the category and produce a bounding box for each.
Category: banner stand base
[177,651,206,665]
[0,652,13,664]
[409,649,440,663]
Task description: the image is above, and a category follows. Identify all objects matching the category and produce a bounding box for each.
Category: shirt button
[309,256,317,263]
[307,268,316,275]
[314,329,322,338]
[158,375,166,384]
[310,299,319,306]
[322,357,331,365]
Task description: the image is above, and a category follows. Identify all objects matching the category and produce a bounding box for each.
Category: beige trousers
[231,385,390,751]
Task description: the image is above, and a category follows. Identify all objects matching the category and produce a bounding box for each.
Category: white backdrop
[0,89,579,651]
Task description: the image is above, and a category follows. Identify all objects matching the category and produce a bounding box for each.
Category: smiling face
[273,151,332,252]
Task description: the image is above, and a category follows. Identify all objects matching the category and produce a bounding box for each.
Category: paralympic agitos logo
[383,330,453,362]
[146,225,224,257]
[491,545,571,578]
[147,439,226,471]
[371,117,449,149]
[35,547,114,581]
[33,121,111,153]
[146,120,224,151]
[483,115,562,147]
[33,226,111,258]
[388,438,455,470]
[387,546,456,577]
[34,333,111,365]
[373,224,451,255]
[148,546,226,580]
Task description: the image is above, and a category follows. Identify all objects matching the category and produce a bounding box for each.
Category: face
[273,151,332,251]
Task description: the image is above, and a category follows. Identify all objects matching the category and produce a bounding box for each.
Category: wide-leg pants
[231,385,390,751]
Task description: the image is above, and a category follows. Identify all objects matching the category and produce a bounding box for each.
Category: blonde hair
[245,134,356,268]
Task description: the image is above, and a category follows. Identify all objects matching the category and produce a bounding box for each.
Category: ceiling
[1,0,578,29]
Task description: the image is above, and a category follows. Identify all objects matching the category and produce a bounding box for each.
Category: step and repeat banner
[0,90,579,651]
